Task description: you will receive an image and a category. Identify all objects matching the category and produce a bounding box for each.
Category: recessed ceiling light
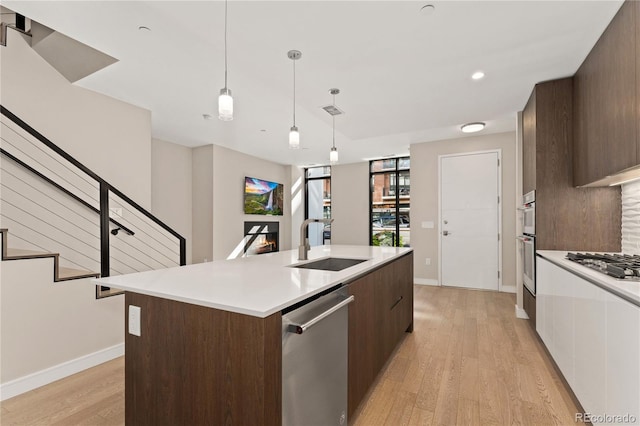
[472,71,485,80]
[138,26,151,32]
[260,129,267,132]
[203,114,213,120]
[420,4,435,15]
[461,122,485,133]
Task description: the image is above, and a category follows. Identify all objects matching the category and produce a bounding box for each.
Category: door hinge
[498,271,501,278]
[498,233,500,241]
[497,158,500,166]
[498,195,500,204]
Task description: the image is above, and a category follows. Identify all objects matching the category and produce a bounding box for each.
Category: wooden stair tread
[57,266,100,281]
[5,248,56,259]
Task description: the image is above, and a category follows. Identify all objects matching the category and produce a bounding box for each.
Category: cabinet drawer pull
[390,295,403,310]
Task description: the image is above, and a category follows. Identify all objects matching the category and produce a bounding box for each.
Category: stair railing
[0,105,186,298]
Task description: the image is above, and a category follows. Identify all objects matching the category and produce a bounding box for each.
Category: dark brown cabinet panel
[348,252,413,418]
[574,1,637,186]
[523,79,621,252]
[124,292,282,426]
[523,286,536,328]
[637,0,640,165]
[523,90,537,195]
[347,273,376,418]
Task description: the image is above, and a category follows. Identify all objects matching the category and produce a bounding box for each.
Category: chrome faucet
[299,218,334,260]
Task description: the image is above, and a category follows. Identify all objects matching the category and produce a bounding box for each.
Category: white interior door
[440,151,500,290]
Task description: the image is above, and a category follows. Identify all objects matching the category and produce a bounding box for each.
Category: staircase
[0,105,186,298]
[1,228,100,282]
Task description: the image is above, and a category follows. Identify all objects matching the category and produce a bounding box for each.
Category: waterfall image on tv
[244,177,284,216]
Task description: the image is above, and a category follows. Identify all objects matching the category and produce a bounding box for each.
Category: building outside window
[305,166,331,246]
[370,157,410,247]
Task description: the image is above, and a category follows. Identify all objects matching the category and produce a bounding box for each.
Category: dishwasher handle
[287,295,355,335]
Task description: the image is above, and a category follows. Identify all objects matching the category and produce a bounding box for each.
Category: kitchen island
[94,245,414,425]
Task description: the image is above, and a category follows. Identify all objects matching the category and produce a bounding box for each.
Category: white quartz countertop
[93,245,413,318]
[537,250,640,307]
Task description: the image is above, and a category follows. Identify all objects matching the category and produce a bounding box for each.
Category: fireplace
[244,222,279,255]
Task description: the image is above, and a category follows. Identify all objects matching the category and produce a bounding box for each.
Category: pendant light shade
[289,125,300,149]
[218,88,233,121]
[288,50,302,149]
[218,0,233,121]
[330,146,339,164]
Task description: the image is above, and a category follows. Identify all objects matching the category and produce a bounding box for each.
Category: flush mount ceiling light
[218,0,233,121]
[288,50,302,149]
[461,122,485,133]
[472,71,485,80]
[327,88,341,165]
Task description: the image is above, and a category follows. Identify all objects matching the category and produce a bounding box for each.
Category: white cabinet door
[573,277,607,417]
[536,257,553,351]
[551,265,575,386]
[606,293,640,423]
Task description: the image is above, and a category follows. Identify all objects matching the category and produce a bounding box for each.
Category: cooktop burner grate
[566,252,640,280]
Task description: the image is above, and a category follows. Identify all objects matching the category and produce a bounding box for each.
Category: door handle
[443,230,451,236]
[287,296,355,335]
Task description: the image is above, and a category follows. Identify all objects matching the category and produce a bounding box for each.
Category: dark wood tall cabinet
[573,0,638,186]
[522,78,621,252]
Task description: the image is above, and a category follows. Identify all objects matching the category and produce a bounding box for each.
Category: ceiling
[4,1,624,167]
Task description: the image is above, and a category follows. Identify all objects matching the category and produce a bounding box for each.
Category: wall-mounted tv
[244,177,284,216]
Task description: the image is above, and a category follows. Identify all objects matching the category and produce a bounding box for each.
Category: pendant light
[329,88,340,164]
[218,0,233,121]
[288,50,302,149]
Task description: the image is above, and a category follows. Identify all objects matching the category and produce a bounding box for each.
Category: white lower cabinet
[573,275,606,418]
[536,256,640,424]
[605,292,640,423]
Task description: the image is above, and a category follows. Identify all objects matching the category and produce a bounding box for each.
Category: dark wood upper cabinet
[637,0,640,165]
[522,90,536,195]
[573,0,637,186]
[523,78,621,251]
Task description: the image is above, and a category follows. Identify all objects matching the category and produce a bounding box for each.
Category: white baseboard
[501,285,516,294]
[414,278,439,286]
[515,304,529,319]
[0,343,124,401]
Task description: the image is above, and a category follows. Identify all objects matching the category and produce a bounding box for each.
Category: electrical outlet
[109,207,123,218]
[128,305,141,336]
[421,221,434,229]
[425,258,431,266]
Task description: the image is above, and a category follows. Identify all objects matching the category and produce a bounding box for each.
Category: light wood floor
[1,286,581,425]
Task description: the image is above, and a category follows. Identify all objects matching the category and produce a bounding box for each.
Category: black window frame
[369,157,410,247]
[304,166,332,243]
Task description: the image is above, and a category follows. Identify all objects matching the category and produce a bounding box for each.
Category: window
[305,166,331,246]
[370,157,410,247]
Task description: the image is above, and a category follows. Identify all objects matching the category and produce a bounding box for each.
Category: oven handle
[516,235,532,242]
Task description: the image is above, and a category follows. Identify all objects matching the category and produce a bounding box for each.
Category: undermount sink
[292,257,368,271]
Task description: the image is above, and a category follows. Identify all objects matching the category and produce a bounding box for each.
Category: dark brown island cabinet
[124,252,414,425]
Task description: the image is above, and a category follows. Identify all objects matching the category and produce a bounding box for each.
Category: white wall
[192,145,214,263]
[0,257,123,396]
[410,132,517,289]
[331,162,370,245]
[151,138,193,264]
[212,145,291,260]
[0,30,152,208]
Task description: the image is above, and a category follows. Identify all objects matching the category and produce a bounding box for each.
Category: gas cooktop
[566,252,640,280]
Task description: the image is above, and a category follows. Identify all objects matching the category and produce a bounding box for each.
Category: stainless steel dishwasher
[282,286,354,426]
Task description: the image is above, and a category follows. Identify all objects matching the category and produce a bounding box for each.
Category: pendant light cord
[224,0,228,89]
[332,93,336,149]
[293,59,296,126]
